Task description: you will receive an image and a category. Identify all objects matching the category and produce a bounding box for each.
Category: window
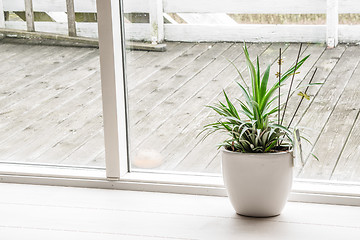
[0,0,105,170]
[0,0,359,206]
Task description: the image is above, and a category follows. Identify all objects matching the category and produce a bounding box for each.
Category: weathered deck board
[128,43,211,117]
[0,46,95,112]
[277,44,325,112]
[0,40,360,183]
[0,67,99,149]
[0,45,52,79]
[280,44,328,128]
[283,46,346,138]
[61,130,104,166]
[298,47,360,180]
[297,46,360,180]
[0,51,101,162]
[5,78,102,163]
[130,43,231,148]
[128,43,212,107]
[0,52,97,155]
[31,75,103,163]
[0,47,91,112]
[86,150,105,167]
[135,42,244,169]
[126,50,148,64]
[331,110,360,182]
[127,42,194,90]
[0,42,38,56]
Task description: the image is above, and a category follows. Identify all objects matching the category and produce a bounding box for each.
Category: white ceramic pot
[221,148,294,217]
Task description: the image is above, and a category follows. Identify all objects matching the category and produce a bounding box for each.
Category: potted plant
[200,43,318,217]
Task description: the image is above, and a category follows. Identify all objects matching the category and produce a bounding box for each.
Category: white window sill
[0,162,359,206]
[1,182,360,239]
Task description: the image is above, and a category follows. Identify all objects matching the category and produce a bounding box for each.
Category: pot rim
[221,147,293,155]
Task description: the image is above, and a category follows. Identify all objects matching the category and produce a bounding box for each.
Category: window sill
[0,162,359,206]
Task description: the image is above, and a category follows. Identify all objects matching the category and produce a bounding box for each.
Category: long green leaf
[243,44,257,98]
[260,64,271,102]
[236,82,253,108]
[228,59,249,90]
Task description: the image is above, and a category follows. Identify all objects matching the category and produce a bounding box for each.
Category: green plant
[201,44,318,153]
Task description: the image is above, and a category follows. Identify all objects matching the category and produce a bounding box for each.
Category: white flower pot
[221,148,294,217]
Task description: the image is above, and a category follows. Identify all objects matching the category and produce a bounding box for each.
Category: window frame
[0,0,359,207]
[97,0,129,179]
[1,162,360,206]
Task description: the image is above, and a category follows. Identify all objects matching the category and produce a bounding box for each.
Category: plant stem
[280,43,302,125]
[278,48,281,125]
[287,68,318,128]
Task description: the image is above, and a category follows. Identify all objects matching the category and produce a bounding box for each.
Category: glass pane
[0,2,105,168]
[123,0,360,185]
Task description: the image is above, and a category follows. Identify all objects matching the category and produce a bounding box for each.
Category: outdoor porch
[1,40,359,182]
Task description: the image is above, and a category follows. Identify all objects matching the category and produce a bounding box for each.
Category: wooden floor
[1,40,360,182]
[1,183,360,239]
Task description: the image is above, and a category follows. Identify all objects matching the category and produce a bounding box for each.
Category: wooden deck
[1,40,360,182]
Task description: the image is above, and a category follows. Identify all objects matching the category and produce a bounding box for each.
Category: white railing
[1,0,98,38]
[163,0,359,47]
[0,0,359,47]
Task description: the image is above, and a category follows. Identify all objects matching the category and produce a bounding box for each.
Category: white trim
[0,162,105,180]
[123,171,224,187]
[326,0,339,47]
[149,0,164,43]
[164,24,326,43]
[0,0,5,28]
[96,0,129,179]
[115,172,360,205]
[2,0,360,14]
[0,164,359,206]
[163,0,328,14]
[338,25,360,43]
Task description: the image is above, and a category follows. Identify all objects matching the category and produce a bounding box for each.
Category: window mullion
[97,0,129,179]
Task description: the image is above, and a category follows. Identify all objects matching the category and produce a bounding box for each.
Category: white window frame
[96,0,129,179]
[0,0,359,207]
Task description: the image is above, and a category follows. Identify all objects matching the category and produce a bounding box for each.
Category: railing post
[66,0,77,37]
[326,0,338,48]
[0,0,5,28]
[149,0,164,44]
[24,0,35,32]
